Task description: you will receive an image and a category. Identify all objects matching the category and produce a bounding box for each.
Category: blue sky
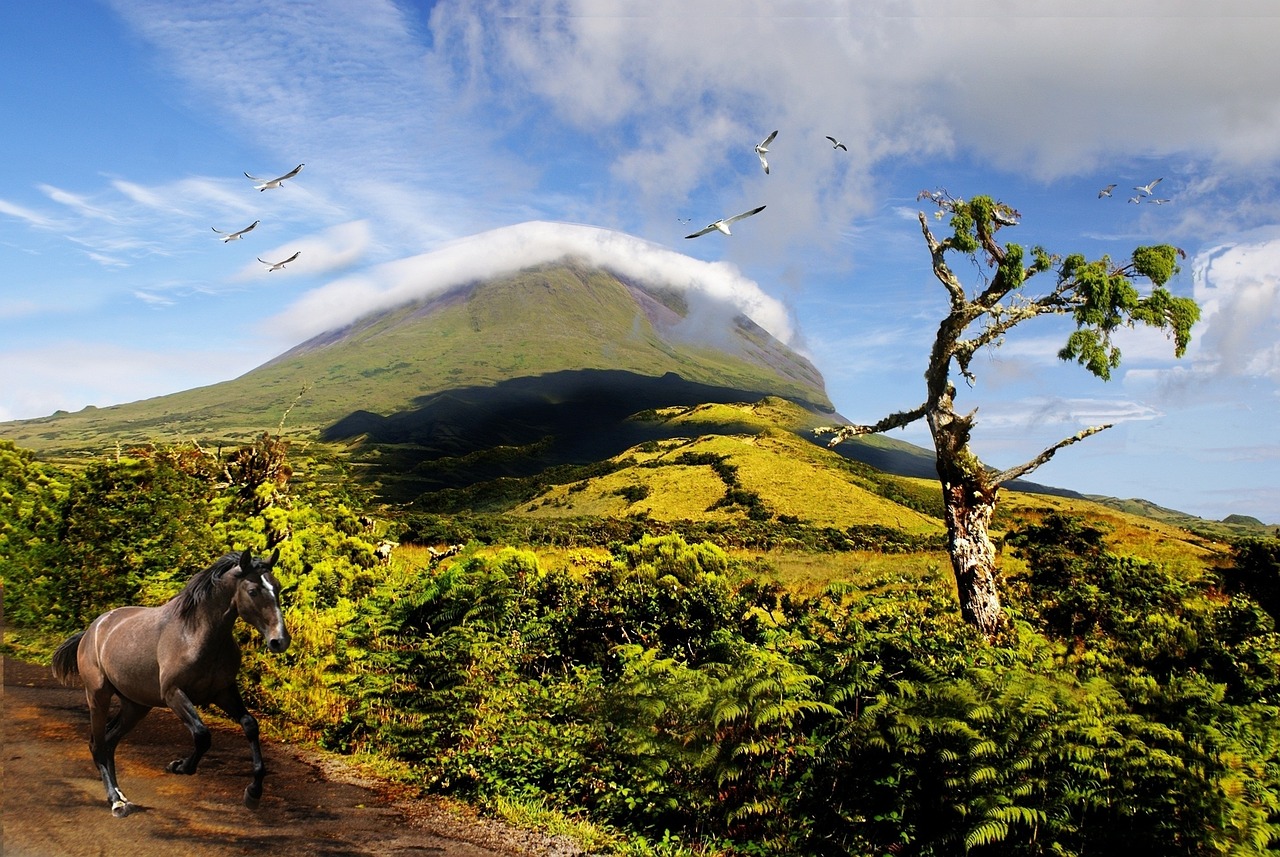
[2,1,1278,524]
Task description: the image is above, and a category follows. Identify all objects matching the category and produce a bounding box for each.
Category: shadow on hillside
[322,369,830,501]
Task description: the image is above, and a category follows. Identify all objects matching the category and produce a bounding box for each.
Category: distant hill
[1087,495,1278,539]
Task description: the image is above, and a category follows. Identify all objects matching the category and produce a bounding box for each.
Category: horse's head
[232,548,291,654]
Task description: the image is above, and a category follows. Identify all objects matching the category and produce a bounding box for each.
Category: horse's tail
[51,631,85,685]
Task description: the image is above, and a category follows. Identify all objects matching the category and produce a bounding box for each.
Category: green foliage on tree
[820,191,1202,638]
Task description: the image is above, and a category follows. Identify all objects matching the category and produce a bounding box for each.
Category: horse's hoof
[166,759,183,774]
[243,786,261,810]
[111,800,134,818]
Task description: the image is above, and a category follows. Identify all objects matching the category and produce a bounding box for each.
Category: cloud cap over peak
[269,220,796,346]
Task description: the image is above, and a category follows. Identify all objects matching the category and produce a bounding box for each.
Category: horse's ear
[268,548,280,568]
[237,548,254,577]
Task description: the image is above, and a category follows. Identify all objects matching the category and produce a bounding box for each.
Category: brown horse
[51,548,290,817]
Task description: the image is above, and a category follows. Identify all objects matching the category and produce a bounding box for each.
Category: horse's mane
[174,553,243,622]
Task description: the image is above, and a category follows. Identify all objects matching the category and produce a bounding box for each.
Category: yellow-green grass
[745,548,956,599]
[515,430,944,533]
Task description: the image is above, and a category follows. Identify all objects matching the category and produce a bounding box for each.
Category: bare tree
[819,190,1200,638]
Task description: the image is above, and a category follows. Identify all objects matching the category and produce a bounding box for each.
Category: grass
[512,427,945,535]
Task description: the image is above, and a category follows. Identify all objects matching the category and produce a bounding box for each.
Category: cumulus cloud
[268,220,794,344]
[406,0,1280,332]
[1191,230,1280,382]
[434,0,1280,234]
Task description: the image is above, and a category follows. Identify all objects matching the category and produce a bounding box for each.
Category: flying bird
[685,205,766,239]
[258,251,300,271]
[1146,198,1171,205]
[211,219,260,242]
[1127,196,1142,204]
[1098,184,1117,198]
[755,130,778,174]
[245,163,305,191]
[1133,177,1163,196]
[825,136,847,151]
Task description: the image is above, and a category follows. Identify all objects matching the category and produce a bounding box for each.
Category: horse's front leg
[214,686,267,809]
[163,687,212,776]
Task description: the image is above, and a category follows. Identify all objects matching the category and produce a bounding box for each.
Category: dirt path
[2,657,579,857]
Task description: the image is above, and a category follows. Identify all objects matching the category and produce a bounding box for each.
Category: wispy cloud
[39,184,120,222]
[106,0,527,253]
[0,198,58,230]
[235,220,373,280]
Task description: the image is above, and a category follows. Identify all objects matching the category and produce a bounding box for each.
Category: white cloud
[268,220,795,345]
[429,0,1280,253]
[0,198,57,230]
[1191,230,1280,382]
[39,184,119,222]
[113,176,264,221]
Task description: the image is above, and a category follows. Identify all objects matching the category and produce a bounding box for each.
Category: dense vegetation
[4,436,1280,855]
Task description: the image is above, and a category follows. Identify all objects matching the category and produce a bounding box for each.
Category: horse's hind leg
[216,687,267,809]
[87,687,144,817]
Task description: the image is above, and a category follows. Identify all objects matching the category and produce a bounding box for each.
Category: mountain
[1,262,839,485]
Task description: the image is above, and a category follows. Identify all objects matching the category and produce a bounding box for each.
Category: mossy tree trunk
[929,400,1004,637]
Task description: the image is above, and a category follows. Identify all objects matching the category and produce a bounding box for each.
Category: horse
[51,547,290,817]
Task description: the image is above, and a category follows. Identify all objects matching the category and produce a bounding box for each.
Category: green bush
[7,438,1280,856]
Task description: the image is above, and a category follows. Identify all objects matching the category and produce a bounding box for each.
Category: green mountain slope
[0,262,831,455]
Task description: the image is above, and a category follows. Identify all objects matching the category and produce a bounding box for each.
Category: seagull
[1133,177,1163,196]
[825,136,848,151]
[211,219,260,242]
[1127,196,1142,204]
[244,163,305,191]
[1146,198,1171,205]
[685,205,766,239]
[1098,184,1117,198]
[754,130,778,174]
[258,251,300,271]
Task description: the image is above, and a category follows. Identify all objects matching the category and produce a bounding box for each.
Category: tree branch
[992,423,1113,486]
[918,212,967,309]
[815,402,931,447]
[958,291,1074,361]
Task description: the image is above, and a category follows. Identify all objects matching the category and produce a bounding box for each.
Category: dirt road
[2,658,579,857]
